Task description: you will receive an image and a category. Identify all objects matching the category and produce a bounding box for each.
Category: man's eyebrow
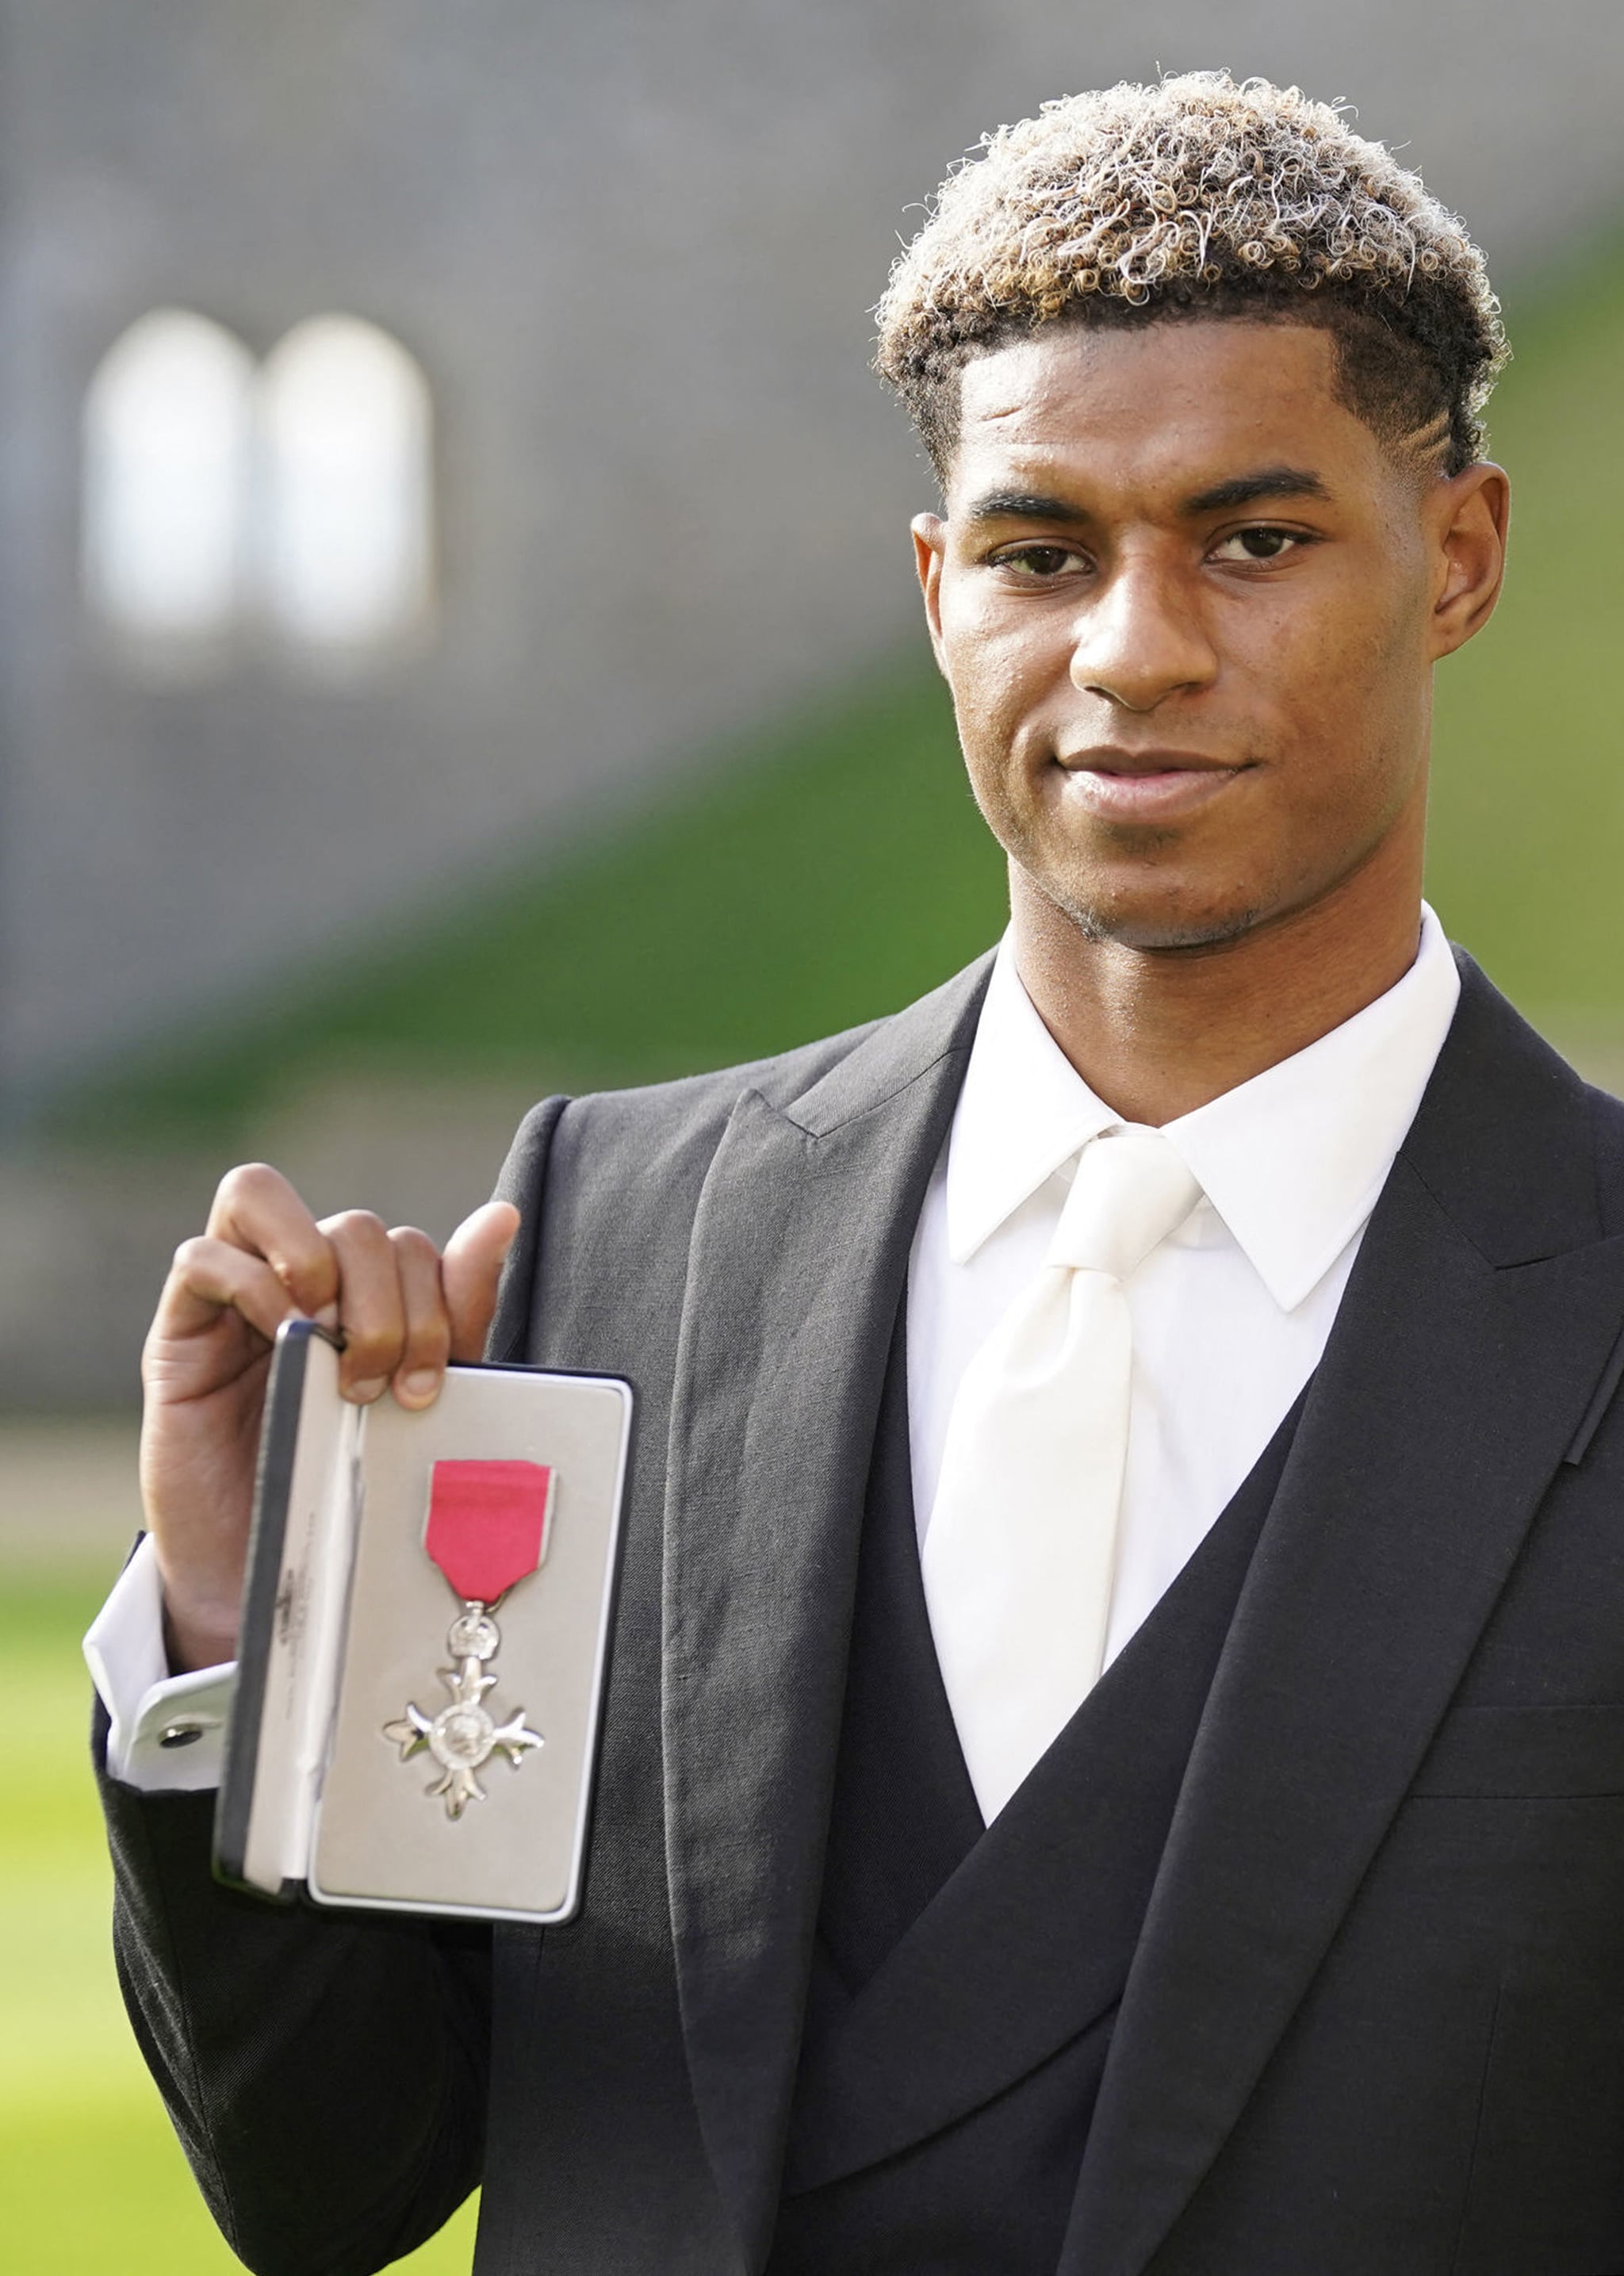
[959,469,1333,527]
[1182,466,1331,513]
[959,489,1092,527]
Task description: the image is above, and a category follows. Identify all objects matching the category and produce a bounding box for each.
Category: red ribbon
[424,1460,554,1603]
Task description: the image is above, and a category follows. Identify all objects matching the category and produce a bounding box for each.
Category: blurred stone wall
[3,0,1624,1108]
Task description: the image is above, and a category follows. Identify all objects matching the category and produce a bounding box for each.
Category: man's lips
[1052,746,1250,823]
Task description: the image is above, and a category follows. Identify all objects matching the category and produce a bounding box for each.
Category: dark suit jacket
[98,948,1624,2276]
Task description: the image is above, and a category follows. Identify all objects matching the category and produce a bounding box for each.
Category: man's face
[914,320,1495,951]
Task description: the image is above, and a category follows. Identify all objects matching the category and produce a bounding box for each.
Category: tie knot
[1048,1124,1201,1281]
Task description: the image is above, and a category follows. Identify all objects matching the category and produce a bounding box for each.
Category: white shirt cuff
[83,1535,236,1793]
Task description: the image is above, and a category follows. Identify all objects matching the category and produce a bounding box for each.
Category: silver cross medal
[383,1457,555,1820]
[384,1600,544,1819]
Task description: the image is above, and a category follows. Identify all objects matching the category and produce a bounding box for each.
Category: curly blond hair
[875,72,1507,480]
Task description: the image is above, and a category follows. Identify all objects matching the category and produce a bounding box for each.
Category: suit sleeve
[93,1097,570,2276]
[98,1709,490,2276]
[485,1096,570,1362]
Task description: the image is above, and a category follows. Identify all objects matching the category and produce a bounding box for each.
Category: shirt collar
[944,904,1461,1311]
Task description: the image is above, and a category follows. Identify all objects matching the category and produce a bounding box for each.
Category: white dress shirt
[85,1541,233,1792]
[87,906,1461,1791]
[907,904,1460,1678]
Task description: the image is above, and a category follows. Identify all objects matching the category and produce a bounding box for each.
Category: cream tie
[921,1124,1202,1821]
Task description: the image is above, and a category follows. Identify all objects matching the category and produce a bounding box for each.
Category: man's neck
[1009,832,1427,1128]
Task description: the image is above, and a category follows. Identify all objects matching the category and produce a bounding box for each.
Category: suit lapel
[661,958,991,2266]
[1063,960,1624,2276]
[785,1392,1300,2193]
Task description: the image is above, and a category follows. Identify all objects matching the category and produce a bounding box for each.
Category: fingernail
[347,1377,388,1403]
[397,1369,440,1403]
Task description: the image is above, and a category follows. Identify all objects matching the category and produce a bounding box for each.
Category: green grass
[54,239,1624,1150]
[0,1573,479,2274]
[1427,236,1624,1016]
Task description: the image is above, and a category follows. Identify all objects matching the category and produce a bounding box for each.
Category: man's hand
[140,1163,520,1675]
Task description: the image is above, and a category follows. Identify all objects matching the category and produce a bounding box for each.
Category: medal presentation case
[215,1320,634,1925]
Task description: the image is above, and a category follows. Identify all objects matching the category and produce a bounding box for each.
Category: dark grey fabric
[94,950,1624,2275]
[96,1753,491,2274]
[808,1310,984,2006]
[768,1324,1304,2275]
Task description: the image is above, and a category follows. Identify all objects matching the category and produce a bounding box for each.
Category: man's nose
[1068,559,1217,711]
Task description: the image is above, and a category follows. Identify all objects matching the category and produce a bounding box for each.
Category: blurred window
[257,316,435,665]
[82,309,255,664]
[82,309,435,677]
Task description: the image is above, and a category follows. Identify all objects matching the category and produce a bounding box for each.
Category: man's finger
[317,1209,408,1401]
[442,1201,522,1362]
[206,1162,340,1320]
[389,1227,454,1408]
[153,1236,304,1351]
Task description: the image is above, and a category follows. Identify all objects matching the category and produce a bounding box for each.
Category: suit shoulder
[547,1016,887,1155]
[1584,1075,1624,1230]
[1586,1077,1624,1136]
[492,1011,887,1209]
[495,949,997,1229]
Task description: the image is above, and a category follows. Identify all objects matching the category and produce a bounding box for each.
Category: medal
[383,1459,554,1818]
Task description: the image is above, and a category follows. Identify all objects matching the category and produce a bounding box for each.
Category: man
[88,70,1624,2275]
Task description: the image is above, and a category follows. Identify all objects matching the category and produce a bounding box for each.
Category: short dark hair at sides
[874,72,1507,484]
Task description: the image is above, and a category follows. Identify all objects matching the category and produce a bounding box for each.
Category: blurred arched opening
[82,308,255,672]
[257,316,436,669]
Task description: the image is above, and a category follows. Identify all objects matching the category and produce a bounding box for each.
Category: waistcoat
[768,1319,1305,2274]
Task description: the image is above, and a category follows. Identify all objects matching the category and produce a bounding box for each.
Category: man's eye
[994,545,1086,578]
[1210,526,1301,563]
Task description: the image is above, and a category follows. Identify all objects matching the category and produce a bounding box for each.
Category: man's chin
[1038,878,1267,955]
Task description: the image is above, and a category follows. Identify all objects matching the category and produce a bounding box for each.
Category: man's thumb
[443,1201,522,1362]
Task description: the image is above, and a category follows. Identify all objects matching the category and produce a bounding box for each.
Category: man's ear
[912,512,950,674]
[1430,461,1510,660]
